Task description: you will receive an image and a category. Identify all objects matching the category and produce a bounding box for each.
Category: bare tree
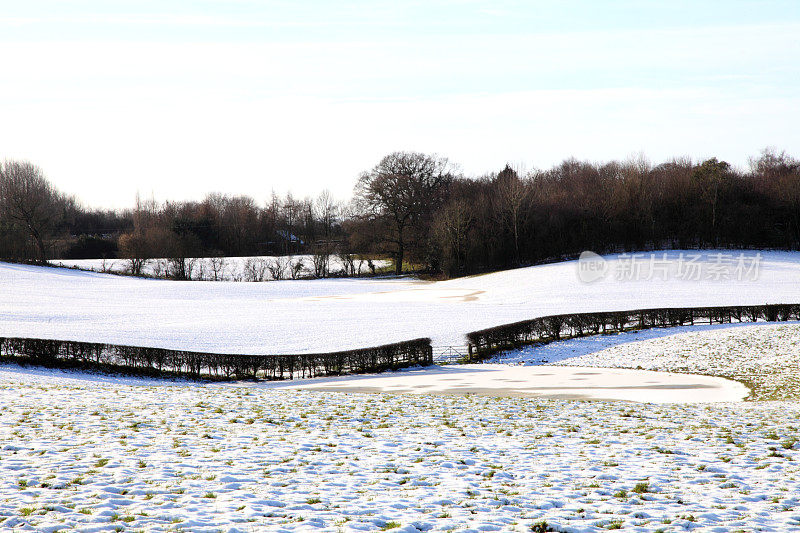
[311,246,331,278]
[0,160,64,262]
[281,193,303,254]
[151,259,168,278]
[337,251,356,276]
[118,193,159,275]
[355,152,454,274]
[194,259,206,280]
[168,256,196,281]
[749,148,800,244]
[243,257,268,282]
[289,257,305,279]
[316,189,338,239]
[267,256,289,280]
[354,256,366,275]
[208,255,228,281]
[164,229,200,281]
[691,158,730,246]
[433,198,474,276]
[118,233,150,275]
[494,165,530,265]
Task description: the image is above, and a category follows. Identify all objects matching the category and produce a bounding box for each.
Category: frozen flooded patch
[498,323,800,401]
[268,364,748,403]
[0,366,798,532]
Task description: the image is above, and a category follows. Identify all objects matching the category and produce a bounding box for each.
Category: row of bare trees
[350,149,800,276]
[110,190,350,278]
[3,149,800,278]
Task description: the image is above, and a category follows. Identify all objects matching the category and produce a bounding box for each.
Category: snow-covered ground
[4,250,800,353]
[4,250,800,531]
[50,255,391,281]
[493,323,800,401]
[268,364,748,403]
[1,366,798,532]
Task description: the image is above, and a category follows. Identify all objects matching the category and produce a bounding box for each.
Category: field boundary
[465,304,800,361]
[0,337,432,381]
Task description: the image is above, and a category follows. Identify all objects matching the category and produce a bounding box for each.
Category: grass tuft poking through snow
[1,365,800,531]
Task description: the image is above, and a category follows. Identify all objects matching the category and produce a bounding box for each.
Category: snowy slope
[3,250,800,353]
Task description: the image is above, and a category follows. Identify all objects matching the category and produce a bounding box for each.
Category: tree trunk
[395,241,404,275]
[30,226,46,263]
[394,223,405,275]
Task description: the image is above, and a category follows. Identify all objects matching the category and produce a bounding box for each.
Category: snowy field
[270,364,748,403]
[50,255,391,281]
[494,323,800,401]
[1,366,799,532]
[4,251,800,531]
[4,250,800,353]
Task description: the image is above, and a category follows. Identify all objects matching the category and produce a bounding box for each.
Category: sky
[1,1,798,209]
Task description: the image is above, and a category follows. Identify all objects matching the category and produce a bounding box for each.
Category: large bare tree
[355,152,454,274]
[0,160,63,262]
[494,164,530,265]
[433,198,474,276]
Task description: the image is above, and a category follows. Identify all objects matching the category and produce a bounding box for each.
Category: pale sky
[1,1,798,208]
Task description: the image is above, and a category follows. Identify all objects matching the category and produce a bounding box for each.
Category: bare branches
[267,256,289,280]
[354,152,455,274]
[208,256,228,281]
[243,257,269,282]
[0,160,64,262]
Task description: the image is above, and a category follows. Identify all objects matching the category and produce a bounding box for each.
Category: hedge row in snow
[0,336,433,380]
[466,304,800,360]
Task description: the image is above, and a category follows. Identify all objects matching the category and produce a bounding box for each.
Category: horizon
[2,0,799,209]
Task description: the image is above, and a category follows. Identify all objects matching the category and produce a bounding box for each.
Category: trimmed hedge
[465,304,800,360]
[0,337,433,380]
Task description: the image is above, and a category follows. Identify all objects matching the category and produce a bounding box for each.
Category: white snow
[4,250,800,531]
[267,364,749,403]
[4,250,800,353]
[495,322,800,401]
[0,366,797,532]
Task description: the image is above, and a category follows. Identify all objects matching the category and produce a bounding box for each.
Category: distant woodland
[1,148,799,278]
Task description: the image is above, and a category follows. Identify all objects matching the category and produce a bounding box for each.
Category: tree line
[1,148,799,278]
